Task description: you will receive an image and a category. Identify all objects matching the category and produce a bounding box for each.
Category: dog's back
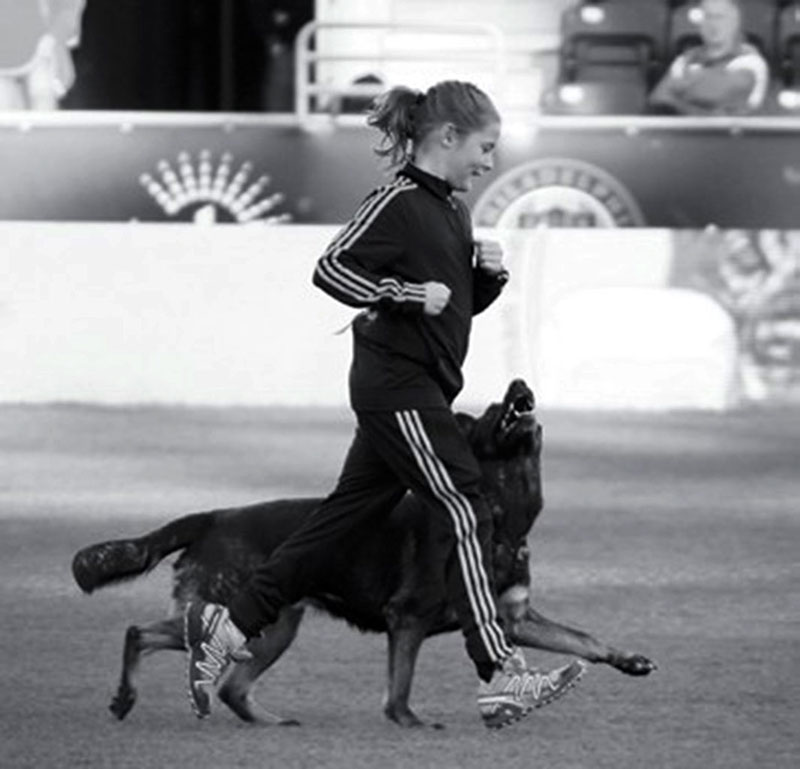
[171,498,317,605]
[172,493,444,634]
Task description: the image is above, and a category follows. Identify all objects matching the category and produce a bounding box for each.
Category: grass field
[1,403,798,769]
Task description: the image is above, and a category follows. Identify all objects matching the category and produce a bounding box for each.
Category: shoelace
[501,671,556,701]
[519,671,556,700]
[194,637,230,686]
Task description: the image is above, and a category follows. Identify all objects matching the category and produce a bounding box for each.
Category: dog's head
[457,379,543,594]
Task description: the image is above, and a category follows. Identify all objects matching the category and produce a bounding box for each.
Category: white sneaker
[184,602,251,718]
[477,653,586,729]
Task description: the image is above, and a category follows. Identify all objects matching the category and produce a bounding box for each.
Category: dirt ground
[1,404,798,769]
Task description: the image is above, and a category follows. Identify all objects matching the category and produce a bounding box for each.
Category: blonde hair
[366,80,501,166]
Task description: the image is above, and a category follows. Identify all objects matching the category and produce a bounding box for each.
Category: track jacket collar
[398,163,454,201]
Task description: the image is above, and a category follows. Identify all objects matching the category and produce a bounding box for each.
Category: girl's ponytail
[366,86,423,166]
[367,80,499,167]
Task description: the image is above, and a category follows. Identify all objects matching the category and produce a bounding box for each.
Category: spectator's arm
[680,68,757,113]
[728,52,770,111]
[648,56,690,113]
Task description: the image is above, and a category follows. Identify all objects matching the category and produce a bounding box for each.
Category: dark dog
[72,379,655,727]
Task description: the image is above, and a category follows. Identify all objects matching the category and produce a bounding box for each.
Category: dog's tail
[71,512,214,594]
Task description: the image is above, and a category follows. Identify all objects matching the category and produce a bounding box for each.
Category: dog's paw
[612,652,657,676]
[109,687,137,720]
[384,703,437,729]
[218,684,300,726]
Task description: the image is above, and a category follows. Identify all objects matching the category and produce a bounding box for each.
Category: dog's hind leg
[383,615,439,729]
[110,616,184,720]
[217,605,304,726]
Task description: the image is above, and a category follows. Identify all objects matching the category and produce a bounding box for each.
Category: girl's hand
[423,281,451,315]
[475,239,505,276]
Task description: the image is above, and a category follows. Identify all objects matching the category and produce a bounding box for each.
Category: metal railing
[293,21,507,121]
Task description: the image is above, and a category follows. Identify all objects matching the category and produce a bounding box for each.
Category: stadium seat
[540,79,648,115]
[777,2,800,86]
[735,0,775,59]
[560,1,670,88]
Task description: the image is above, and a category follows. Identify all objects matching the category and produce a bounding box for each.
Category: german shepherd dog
[72,380,655,727]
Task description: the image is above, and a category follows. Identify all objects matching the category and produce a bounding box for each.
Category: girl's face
[444,121,501,192]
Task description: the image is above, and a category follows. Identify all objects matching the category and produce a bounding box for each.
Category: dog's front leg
[383,610,439,728]
[500,586,656,676]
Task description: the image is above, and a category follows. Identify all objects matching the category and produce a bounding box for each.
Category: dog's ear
[454,412,476,439]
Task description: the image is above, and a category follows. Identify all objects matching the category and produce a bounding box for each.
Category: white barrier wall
[2,223,353,405]
[0,222,738,409]
[538,287,740,410]
[505,228,739,410]
[0,223,516,407]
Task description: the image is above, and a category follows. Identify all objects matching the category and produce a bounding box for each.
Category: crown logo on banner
[139,150,292,224]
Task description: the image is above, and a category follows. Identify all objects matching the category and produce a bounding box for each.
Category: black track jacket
[313,163,508,410]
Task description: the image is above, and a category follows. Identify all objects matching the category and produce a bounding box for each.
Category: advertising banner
[670,229,800,404]
[3,114,800,227]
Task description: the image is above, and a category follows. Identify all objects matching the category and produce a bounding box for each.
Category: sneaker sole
[481,702,532,730]
[483,661,587,730]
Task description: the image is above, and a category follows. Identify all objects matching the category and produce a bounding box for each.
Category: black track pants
[227,407,515,680]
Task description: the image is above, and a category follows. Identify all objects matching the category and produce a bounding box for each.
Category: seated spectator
[649,0,769,116]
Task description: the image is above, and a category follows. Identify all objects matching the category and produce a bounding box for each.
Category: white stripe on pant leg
[405,411,514,660]
[398,410,495,629]
[402,413,496,632]
[395,411,512,663]
[397,412,494,636]
[396,412,505,662]
[400,411,513,663]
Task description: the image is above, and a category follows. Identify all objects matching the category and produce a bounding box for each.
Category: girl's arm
[312,186,428,315]
[473,268,509,315]
[473,239,509,315]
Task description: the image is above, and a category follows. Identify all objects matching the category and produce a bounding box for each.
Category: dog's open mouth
[499,391,535,436]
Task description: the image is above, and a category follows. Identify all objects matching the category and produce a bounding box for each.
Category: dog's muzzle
[499,387,536,441]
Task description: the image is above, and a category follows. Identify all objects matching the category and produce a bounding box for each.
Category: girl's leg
[357,408,515,680]
[358,409,586,729]
[186,425,405,717]
[228,426,406,635]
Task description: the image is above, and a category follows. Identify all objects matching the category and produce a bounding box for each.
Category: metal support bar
[293,21,507,121]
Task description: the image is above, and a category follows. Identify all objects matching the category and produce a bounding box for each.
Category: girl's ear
[441,122,460,147]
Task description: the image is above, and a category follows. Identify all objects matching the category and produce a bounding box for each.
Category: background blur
[2,0,800,410]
